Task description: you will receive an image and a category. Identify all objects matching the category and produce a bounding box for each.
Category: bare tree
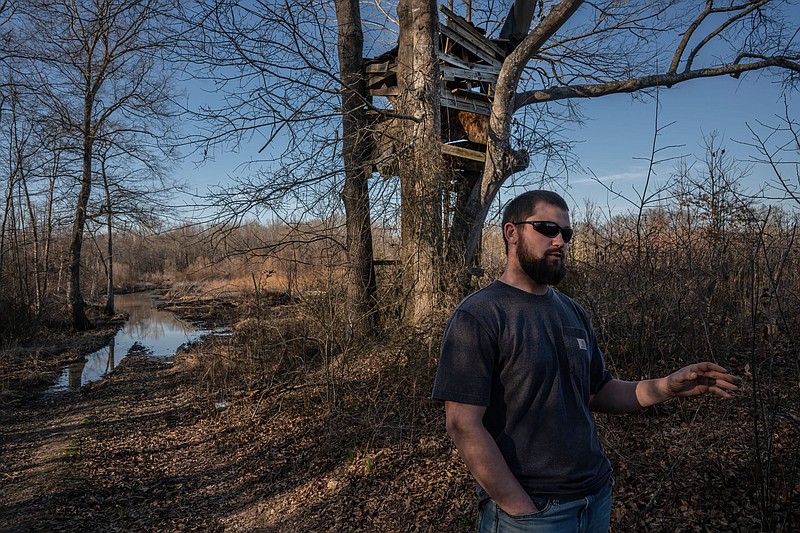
[13,0,182,330]
[394,0,448,322]
[92,132,176,315]
[186,0,388,334]
[335,0,380,336]
[184,0,799,328]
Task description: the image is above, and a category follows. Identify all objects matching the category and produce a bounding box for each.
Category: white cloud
[571,169,648,185]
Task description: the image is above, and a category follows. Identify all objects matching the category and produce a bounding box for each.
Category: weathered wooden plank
[442,64,499,84]
[365,61,390,74]
[439,52,472,70]
[369,86,400,97]
[439,23,502,67]
[442,143,487,163]
[440,5,506,59]
[440,90,492,116]
[439,53,502,79]
[451,87,491,102]
[368,72,395,89]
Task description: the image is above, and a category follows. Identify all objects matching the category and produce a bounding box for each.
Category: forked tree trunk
[461,0,584,270]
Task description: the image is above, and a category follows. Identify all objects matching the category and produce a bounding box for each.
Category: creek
[46,292,212,394]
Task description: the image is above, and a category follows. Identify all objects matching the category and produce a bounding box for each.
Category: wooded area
[1,0,800,530]
[1,0,799,332]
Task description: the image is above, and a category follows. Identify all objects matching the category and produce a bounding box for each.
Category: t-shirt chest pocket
[562,326,591,378]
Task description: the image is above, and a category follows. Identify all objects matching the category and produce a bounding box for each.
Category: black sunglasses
[512,221,573,243]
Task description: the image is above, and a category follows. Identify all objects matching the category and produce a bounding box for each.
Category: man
[432,190,738,532]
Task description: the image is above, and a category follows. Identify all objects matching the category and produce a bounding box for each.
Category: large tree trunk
[335,0,379,338]
[67,94,95,331]
[396,0,445,324]
[443,169,482,293]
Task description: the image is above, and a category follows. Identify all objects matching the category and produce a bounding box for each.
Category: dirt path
[0,353,255,532]
[1,388,87,531]
[0,328,474,533]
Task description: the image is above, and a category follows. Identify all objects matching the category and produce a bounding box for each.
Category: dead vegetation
[2,168,800,531]
[1,289,797,531]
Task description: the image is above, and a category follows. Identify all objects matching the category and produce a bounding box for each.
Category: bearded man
[432,190,738,533]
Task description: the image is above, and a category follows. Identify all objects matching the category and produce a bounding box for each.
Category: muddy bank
[0,287,240,404]
[0,353,226,532]
[0,310,125,405]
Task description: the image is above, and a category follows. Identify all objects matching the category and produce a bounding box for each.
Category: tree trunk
[461,0,584,269]
[0,165,13,285]
[396,0,445,325]
[21,166,42,315]
[335,0,379,338]
[102,157,114,316]
[443,169,482,294]
[67,93,95,331]
[39,149,59,317]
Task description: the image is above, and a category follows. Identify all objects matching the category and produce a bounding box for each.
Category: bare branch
[516,56,800,109]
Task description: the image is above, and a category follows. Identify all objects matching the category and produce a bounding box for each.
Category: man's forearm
[449,424,536,515]
[589,378,671,413]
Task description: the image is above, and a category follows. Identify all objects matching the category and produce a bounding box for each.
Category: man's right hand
[500,500,539,516]
[444,401,539,517]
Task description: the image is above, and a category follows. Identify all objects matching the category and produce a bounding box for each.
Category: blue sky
[181,69,795,220]
[176,1,798,221]
[561,72,795,215]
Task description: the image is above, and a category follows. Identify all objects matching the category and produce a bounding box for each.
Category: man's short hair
[502,190,569,227]
[501,190,569,249]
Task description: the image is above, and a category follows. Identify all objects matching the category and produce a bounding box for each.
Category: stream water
[46,292,212,394]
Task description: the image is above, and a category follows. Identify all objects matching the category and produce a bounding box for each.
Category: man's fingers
[702,370,740,388]
[696,372,739,398]
[709,386,733,398]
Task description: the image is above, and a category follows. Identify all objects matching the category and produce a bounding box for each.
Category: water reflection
[47,292,210,394]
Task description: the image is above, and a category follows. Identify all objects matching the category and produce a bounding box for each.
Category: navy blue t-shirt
[432,280,613,500]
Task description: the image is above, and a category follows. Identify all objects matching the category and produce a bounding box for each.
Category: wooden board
[442,143,486,163]
[440,5,506,59]
[440,90,492,115]
[441,64,499,84]
[369,86,400,97]
[365,61,390,74]
[439,23,502,67]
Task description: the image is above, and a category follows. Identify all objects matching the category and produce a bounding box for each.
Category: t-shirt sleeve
[587,323,613,395]
[432,308,497,406]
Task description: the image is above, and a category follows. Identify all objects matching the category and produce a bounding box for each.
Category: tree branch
[515,56,800,109]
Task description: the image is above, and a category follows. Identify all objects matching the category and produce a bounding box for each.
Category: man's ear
[503,222,518,246]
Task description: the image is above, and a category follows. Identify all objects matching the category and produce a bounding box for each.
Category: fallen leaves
[3,309,798,532]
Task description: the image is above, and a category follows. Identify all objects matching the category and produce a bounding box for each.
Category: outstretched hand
[666,362,739,399]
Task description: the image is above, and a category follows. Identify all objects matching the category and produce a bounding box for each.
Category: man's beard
[518,240,566,286]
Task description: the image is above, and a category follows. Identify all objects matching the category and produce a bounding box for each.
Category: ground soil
[1,299,798,532]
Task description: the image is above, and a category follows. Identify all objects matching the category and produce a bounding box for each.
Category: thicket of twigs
[561,174,800,531]
[172,164,799,530]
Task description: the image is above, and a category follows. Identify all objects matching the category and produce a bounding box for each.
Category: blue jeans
[477,477,613,533]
